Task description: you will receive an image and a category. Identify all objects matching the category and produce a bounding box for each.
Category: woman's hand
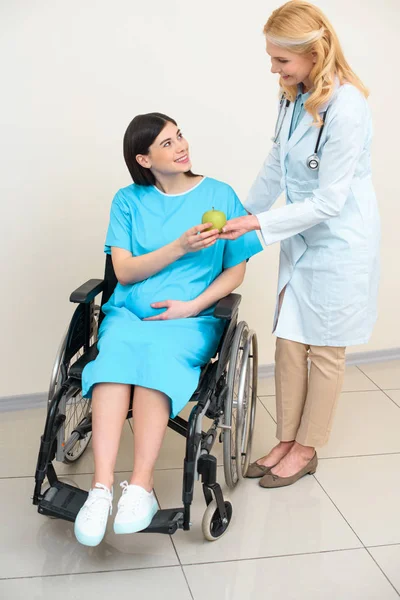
[143,299,199,321]
[178,223,220,254]
[219,215,260,240]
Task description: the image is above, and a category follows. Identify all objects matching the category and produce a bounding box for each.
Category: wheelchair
[33,255,258,541]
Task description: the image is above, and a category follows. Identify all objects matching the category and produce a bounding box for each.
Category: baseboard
[258,364,275,378]
[344,347,400,366]
[1,347,399,412]
[0,392,47,413]
[259,346,400,378]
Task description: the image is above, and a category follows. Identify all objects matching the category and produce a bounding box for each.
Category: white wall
[1,0,399,396]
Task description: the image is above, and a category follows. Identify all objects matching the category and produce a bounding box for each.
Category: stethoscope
[272,94,329,171]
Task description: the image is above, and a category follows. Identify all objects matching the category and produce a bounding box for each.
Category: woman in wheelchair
[74,112,262,546]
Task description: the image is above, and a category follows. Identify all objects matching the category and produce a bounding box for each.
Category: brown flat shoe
[259,453,318,488]
[246,461,275,478]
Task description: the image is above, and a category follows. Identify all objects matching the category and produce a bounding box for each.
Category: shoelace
[82,483,112,522]
[118,481,147,513]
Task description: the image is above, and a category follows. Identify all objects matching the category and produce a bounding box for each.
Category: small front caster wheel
[201,500,233,541]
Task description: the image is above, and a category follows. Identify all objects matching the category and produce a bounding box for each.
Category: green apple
[202,207,227,232]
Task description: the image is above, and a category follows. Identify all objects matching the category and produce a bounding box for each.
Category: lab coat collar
[294,75,340,110]
[282,75,340,159]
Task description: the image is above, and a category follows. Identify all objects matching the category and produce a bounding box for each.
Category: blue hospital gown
[82,177,262,417]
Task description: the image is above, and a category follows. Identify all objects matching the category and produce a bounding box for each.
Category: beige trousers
[274,338,346,448]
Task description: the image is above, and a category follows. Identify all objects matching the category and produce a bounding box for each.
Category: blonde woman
[220,0,380,488]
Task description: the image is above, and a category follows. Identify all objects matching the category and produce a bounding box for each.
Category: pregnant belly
[125,280,198,320]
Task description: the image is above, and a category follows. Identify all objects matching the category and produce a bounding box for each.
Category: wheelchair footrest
[140,508,184,535]
[37,481,88,523]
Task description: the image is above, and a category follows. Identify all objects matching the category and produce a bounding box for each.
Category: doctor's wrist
[249,215,261,231]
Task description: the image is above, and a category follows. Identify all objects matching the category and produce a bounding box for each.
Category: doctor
[220,0,380,488]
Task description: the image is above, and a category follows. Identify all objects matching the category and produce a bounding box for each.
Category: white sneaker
[74,483,113,547]
[113,481,158,534]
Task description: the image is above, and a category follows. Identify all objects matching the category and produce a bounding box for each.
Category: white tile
[385,390,400,408]
[315,454,400,546]
[154,467,360,565]
[257,366,378,399]
[0,567,192,599]
[0,473,178,579]
[342,366,379,392]
[358,360,400,390]
[319,391,400,458]
[0,407,134,478]
[260,396,276,421]
[369,545,400,595]
[184,550,399,600]
[0,407,49,478]
[261,391,400,459]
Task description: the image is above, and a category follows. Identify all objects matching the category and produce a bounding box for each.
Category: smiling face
[135,121,192,177]
[266,40,316,91]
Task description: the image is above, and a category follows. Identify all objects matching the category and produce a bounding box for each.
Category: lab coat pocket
[311,248,369,310]
[286,176,319,203]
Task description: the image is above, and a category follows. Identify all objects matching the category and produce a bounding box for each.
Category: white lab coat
[245,81,380,346]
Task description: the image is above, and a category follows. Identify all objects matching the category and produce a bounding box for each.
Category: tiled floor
[1,361,399,598]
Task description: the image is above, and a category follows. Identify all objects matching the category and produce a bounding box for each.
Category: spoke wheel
[236,331,258,478]
[48,306,99,463]
[222,321,248,488]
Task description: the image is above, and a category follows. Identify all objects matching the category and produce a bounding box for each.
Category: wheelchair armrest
[70,279,105,304]
[213,293,241,320]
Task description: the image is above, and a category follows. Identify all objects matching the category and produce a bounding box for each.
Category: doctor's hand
[143,299,198,321]
[219,215,260,241]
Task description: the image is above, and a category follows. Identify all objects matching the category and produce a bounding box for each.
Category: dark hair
[123,112,197,186]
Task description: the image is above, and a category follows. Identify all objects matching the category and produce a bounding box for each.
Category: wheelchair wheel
[223,322,258,488]
[201,499,233,541]
[48,306,99,463]
[236,330,258,478]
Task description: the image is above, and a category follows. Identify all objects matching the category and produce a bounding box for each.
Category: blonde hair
[264,0,368,126]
